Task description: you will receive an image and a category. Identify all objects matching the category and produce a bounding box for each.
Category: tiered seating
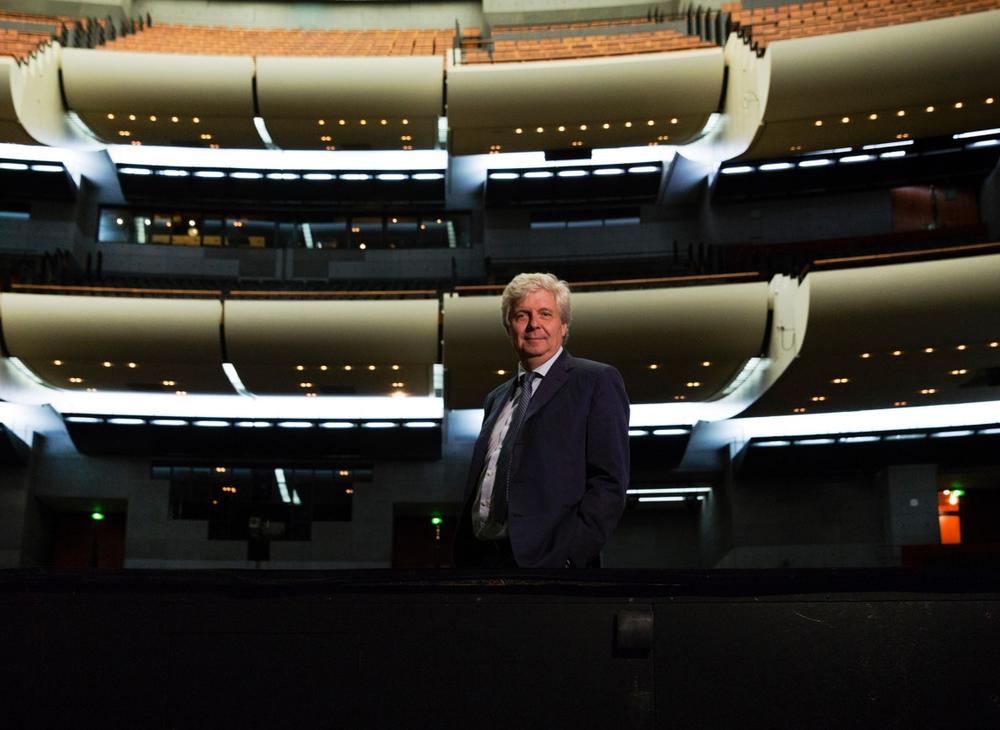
[491,16,657,34]
[463,26,714,63]
[0,10,65,61]
[725,0,1000,50]
[102,23,455,58]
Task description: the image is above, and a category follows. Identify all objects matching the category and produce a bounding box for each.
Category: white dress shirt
[473,347,563,540]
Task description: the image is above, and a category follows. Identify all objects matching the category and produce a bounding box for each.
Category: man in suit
[453,273,630,568]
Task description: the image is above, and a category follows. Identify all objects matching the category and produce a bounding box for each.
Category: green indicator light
[91,511,105,521]
[430,516,443,526]
[953,490,966,498]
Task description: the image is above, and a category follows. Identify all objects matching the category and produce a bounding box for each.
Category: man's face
[507,288,568,369]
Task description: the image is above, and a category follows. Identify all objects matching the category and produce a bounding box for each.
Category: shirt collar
[517,346,563,381]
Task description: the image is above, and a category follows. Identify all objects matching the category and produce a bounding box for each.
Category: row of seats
[491,16,657,34]
[102,24,455,58]
[725,0,1000,49]
[0,11,107,62]
[463,29,714,63]
[0,27,52,61]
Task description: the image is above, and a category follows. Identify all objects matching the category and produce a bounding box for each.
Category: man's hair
[501,272,571,331]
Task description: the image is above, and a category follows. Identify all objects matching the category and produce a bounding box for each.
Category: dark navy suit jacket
[453,350,630,568]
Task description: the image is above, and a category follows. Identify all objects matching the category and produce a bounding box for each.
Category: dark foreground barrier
[1,568,998,729]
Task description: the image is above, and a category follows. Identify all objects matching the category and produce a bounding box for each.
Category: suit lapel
[524,350,573,421]
[473,378,516,452]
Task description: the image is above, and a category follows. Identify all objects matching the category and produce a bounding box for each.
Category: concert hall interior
[1,0,1000,725]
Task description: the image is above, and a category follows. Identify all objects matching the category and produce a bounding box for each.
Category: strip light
[46,390,443,420]
[952,127,1000,140]
[109,144,447,171]
[627,487,712,495]
[222,363,254,397]
[253,116,278,149]
[862,140,914,150]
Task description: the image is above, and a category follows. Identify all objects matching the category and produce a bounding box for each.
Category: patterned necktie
[487,371,536,527]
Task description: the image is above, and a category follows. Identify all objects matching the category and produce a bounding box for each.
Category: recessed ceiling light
[648,364,659,370]
[923,347,935,353]
[891,350,903,356]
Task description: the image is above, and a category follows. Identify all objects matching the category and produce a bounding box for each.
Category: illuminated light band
[736,400,1000,439]
[952,127,1000,140]
[221,363,254,398]
[452,400,1000,440]
[107,144,447,171]
[46,390,443,420]
[485,145,676,170]
[627,487,712,495]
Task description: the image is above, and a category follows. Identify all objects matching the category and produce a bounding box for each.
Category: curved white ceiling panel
[443,279,770,408]
[256,56,444,150]
[0,293,228,394]
[224,298,439,396]
[0,57,34,146]
[447,48,725,155]
[744,10,1000,159]
[744,253,1000,416]
[60,48,259,148]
